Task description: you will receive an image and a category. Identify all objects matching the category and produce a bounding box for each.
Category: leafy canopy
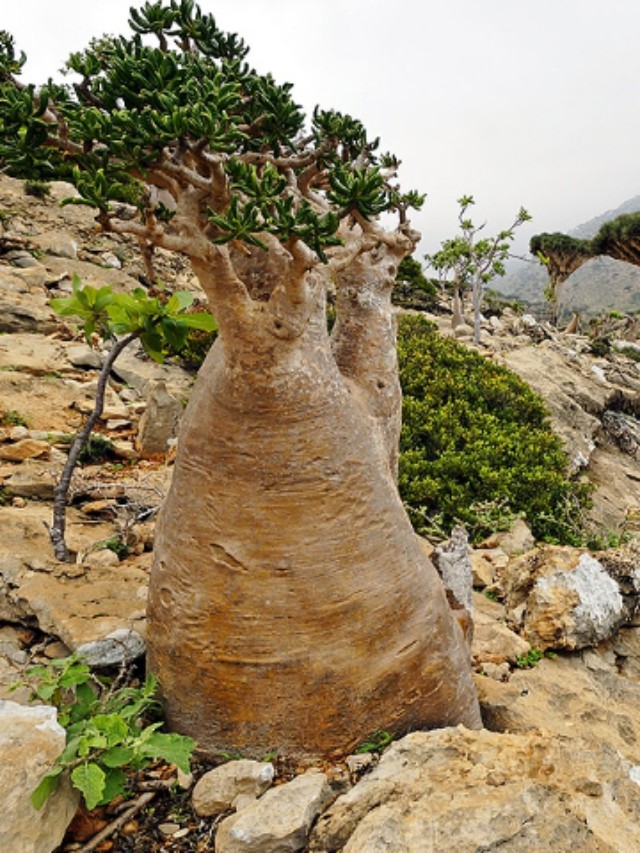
[0,1,424,264]
[52,274,216,362]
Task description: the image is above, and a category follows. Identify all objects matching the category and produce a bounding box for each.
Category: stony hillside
[498,194,640,322]
[7,172,640,851]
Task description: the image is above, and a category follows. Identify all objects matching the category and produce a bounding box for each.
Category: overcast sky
[4,0,639,258]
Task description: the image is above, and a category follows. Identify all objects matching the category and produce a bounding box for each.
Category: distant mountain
[495,196,640,323]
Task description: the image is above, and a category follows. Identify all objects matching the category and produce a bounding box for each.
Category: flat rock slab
[310,726,640,853]
[0,505,149,651]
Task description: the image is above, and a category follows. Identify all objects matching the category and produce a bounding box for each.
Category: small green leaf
[138,731,195,774]
[101,745,136,768]
[178,313,217,331]
[166,291,194,314]
[100,767,128,803]
[71,762,106,810]
[31,769,64,811]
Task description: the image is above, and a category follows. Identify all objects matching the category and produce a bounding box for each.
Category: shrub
[24,179,51,199]
[397,314,590,543]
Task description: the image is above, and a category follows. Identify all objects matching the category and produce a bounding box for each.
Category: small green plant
[98,534,130,560]
[0,409,29,427]
[77,434,116,465]
[24,179,51,199]
[12,655,196,811]
[354,729,395,754]
[515,648,557,669]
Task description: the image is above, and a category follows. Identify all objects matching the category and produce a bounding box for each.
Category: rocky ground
[5,172,640,851]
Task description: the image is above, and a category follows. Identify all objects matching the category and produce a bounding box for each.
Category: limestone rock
[192,759,275,817]
[136,380,183,457]
[3,457,58,498]
[432,525,473,613]
[216,771,334,853]
[0,272,58,334]
[0,700,79,853]
[0,439,51,461]
[66,344,103,370]
[31,231,78,260]
[477,653,640,765]
[500,547,625,650]
[309,727,640,853]
[472,592,531,666]
[75,628,146,667]
[494,518,536,555]
[0,505,148,649]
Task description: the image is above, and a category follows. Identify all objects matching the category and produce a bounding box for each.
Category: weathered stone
[3,458,58,498]
[470,550,498,588]
[136,380,183,457]
[477,653,640,765]
[66,344,103,370]
[0,505,148,649]
[192,759,275,817]
[75,628,146,667]
[32,231,78,260]
[495,518,536,555]
[216,771,334,853]
[0,438,51,461]
[500,547,626,650]
[432,525,473,614]
[0,700,79,853]
[472,605,531,666]
[309,727,640,853]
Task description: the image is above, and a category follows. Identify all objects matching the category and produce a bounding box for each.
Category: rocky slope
[5,172,640,851]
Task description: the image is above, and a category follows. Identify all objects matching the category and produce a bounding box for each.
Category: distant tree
[0,2,480,756]
[531,214,640,325]
[426,196,530,342]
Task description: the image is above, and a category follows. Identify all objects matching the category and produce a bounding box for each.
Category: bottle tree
[426,196,530,342]
[0,1,480,756]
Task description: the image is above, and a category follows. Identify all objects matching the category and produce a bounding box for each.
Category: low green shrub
[0,409,29,427]
[397,314,591,544]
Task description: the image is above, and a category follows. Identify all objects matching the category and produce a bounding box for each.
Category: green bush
[397,314,590,543]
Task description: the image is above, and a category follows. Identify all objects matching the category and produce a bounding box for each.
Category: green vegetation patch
[397,314,590,544]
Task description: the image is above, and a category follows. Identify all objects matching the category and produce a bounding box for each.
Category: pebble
[158,822,181,837]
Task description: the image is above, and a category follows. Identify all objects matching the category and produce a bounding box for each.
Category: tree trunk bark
[147,248,481,757]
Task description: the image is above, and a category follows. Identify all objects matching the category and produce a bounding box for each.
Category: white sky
[3,0,639,257]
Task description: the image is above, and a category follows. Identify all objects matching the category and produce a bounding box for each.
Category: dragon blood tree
[0,0,481,755]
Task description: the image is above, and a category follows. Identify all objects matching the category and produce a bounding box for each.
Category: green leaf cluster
[51,276,216,363]
[14,655,196,811]
[0,1,422,263]
[397,315,591,544]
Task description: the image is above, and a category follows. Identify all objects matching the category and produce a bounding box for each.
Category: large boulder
[0,700,79,853]
[309,726,640,852]
[500,547,627,650]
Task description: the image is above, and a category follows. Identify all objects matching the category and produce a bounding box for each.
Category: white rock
[216,771,334,853]
[0,700,79,853]
[192,759,275,817]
